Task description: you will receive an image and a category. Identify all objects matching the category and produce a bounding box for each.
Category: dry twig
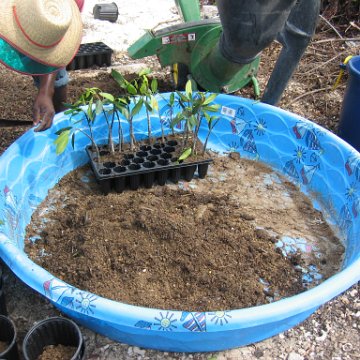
[312,37,360,44]
[285,87,332,106]
[319,15,344,39]
[349,21,360,32]
[301,53,343,75]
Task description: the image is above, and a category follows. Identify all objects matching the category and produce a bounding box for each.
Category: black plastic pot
[182,165,197,182]
[198,163,210,179]
[0,315,19,360]
[93,3,119,22]
[0,263,7,315]
[86,138,213,193]
[66,42,113,70]
[22,317,85,360]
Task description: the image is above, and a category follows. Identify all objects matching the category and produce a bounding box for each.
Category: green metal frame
[174,0,201,22]
[128,20,221,68]
[128,0,260,95]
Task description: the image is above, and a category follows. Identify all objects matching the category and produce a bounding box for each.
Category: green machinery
[128,0,321,105]
[128,0,260,95]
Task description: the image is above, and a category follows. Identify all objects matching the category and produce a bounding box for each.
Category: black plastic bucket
[22,317,85,360]
[338,56,360,152]
[0,263,7,315]
[93,3,119,22]
[0,315,19,360]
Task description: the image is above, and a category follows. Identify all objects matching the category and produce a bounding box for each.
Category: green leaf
[202,93,218,105]
[100,92,115,102]
[95,99,103,115]
[54,129,70,155]
[0,219,4,226]
[131,98,144,117]
[203,104,221,112]
[138,68,151,77]
[204,112,211,123]
[119,107,130,120]
[87,99,94,121]
[151,78,158,93]
[151,96,158,111]
[111,69,127,88]
[185,79,192,98]
[144,101,152,112]
[62,102,73,109]
[175,91,190,103]
[178,147,192,161]
[210,116,220,129]
[84,87,100,100]
[54,126,72,136]
[169,92,175,106]
[191,103,201,115]
[117,97,129,106]
[170,113,184,128]
[127,83,138,95]
[140,82,148,95]
[188,114,198,129]
[193,93,204,107]
[141,75,149,87]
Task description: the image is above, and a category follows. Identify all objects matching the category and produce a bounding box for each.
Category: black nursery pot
[0,263,7,315]
[0,315,19,360]
[22,317,85,360]
[93,2,119,22]
[86,140,213,193]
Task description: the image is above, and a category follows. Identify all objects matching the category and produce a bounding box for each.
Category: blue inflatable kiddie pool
[0,94,359,352]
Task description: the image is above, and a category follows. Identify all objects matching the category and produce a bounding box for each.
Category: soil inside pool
[25,154,344,311]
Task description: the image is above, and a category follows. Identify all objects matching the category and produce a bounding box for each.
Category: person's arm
[33,73,57,131]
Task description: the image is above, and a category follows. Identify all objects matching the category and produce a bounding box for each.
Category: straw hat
[0,0,82,74]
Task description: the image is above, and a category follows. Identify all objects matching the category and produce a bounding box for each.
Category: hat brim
[0,38,59,75]
[0,0,82,68]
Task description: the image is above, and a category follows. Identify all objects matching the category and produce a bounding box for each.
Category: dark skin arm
[33,73,56,132]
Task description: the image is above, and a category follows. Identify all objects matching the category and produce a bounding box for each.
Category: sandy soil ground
[0,1,359,359]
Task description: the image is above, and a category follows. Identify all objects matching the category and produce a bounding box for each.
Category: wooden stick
[319,15,344,40]
[285,87,331,106]
[301,53,343,75]
[312,37,360,44]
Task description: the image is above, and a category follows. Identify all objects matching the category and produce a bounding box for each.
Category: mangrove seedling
[158,91,176,141]
[171,80,220,157]
[137,68,159,144]
[111,69,148,151]
[98,92,126,153]
[112,68,159,146]
[54,87,126,158]
[202,113,220,155]
[54,87,103,157]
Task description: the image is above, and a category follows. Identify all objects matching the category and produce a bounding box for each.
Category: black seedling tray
[67,42,113,70]
[86,139,212,194]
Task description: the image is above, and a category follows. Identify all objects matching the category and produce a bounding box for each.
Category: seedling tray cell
[86,140,212,194]
[67,42,113,70]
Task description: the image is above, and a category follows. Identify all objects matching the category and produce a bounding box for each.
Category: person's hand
[33,92,55,132]
[33,72,57,132]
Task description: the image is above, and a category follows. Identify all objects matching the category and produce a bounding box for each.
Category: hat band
[12,5,63,49]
